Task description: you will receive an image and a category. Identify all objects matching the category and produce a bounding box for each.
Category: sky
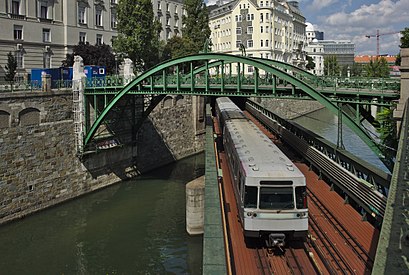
[206,0,409,56]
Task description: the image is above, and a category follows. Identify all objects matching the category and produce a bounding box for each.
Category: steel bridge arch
[84,53,384,163]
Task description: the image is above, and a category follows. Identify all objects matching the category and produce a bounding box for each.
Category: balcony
[38,17,52,23]
[10,13,26,20]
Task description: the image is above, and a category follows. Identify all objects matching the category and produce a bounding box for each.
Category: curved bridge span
[83,53,398,168]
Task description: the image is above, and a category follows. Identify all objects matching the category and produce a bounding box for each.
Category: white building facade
[209,0,307,74]
[0,0,183,81]
[305,22,354,75]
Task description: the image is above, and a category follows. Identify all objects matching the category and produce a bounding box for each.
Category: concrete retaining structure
[0,91,205,225]
[186,175,205,235]
[251,97,325,120]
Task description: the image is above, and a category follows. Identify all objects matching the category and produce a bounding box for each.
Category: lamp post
[114,52,118,76]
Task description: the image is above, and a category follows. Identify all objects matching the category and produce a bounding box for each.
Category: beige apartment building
[0,0,183,81]
[209,0,306,74]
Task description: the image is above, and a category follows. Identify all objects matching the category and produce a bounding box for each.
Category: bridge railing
[84,72,400,94]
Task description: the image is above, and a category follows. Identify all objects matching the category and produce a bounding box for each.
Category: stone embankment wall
[0,91,204,225]
[251,97,325,120]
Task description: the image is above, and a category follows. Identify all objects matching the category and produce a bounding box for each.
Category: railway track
[308,187,374,270]
[255,246,273,275]
[308,187,373,274]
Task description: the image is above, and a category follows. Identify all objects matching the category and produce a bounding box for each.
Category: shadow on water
[0,153,204,275]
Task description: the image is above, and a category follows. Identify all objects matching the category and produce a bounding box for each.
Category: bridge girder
[83,53,386,168]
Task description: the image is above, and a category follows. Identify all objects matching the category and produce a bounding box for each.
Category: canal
[294,108,388,172]
[0,153,205,274]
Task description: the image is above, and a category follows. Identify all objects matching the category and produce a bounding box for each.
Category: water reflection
[294,108,388,172]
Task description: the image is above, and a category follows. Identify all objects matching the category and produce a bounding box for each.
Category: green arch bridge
[81,53,400,169]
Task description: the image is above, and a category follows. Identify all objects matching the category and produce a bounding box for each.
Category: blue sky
[206,0,409,55]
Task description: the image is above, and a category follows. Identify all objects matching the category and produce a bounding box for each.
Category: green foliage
[364,57,390,78]
[161,36,187,61]
[114,0,161,72]
[182,0,211,54]
[305,55,315,70]
[351,63,363,77]
[62,43,117,74]
[5,52,17,83]
[400,27,409,48]
[323,55,340,76]
[376,108,397,165]
[395,53,401,66]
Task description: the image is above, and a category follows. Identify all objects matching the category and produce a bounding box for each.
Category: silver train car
[215,97,308,246]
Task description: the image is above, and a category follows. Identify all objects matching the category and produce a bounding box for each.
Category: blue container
[84,66,106,79]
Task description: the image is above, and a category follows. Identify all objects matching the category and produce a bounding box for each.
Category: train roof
[216,97,247,120]
[225,119,304,180]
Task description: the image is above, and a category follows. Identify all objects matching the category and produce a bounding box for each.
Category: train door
[238,171,245,222]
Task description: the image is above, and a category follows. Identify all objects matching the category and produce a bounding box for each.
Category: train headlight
[246,212,257,218]
[299,212,308,218]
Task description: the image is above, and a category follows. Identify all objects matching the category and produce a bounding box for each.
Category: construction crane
[365,29,400,57]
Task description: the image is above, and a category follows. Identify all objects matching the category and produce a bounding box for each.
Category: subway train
[215,97,308,247]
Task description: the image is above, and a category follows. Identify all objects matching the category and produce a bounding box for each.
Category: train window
[295,186,307,209]
[259,187,294,210]
[244,186,257,208]
[260,181,292,185]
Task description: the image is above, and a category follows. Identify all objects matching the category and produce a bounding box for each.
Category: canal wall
[0,91,205,225]
[250,97,325,120]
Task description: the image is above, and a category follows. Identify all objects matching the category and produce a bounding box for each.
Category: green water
[0,153,205,274]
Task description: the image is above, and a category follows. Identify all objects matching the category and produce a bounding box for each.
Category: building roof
[354,55,397,64]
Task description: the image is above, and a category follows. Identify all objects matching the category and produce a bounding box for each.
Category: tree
[5,52,17,87]
[376,108,397,167]
[114,0,161,72]
[396,27,409,66]
[400,27,409,48]
[161,36,187,61]
[182,0,211,55]
[62,43,116,74]
[323,55,340,76]
[305,55,315,70]
[364,57,390,78]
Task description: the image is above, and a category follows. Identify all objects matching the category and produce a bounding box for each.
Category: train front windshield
[259,187,294,210]
[244,186,298,210]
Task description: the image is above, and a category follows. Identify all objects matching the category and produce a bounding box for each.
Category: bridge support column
[394,48,409,131]
[186,176,205,235]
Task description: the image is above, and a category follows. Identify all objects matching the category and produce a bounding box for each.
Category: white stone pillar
[123,58,135,85]
[72,55,87,154]
[186,176,205,235]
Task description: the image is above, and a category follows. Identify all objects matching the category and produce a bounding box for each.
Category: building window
[43,29,50,42]
[260,26,263,33]
[43,52,51,68]
[236,40,241,48]
[166,3,169,11]
[235,14,242,22]
[12,0,20,14]
[266,26,269,33]
[247,40,253,48]
[95,8,102,26]
[248,65,254,73]
[260,1,263,7]
[265,40,269,47]
[79,32,86,43]
[78,5,86,24]
[260,13,263,22]
[15,50,23,68]
[236,27,242,35]
[261,40,263,47]
[40,1,48,19]
[111,11,117,28]
[266,13,269,21]
[247,26,253,34]
[14,25,23,40]
[96,34,103,45]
